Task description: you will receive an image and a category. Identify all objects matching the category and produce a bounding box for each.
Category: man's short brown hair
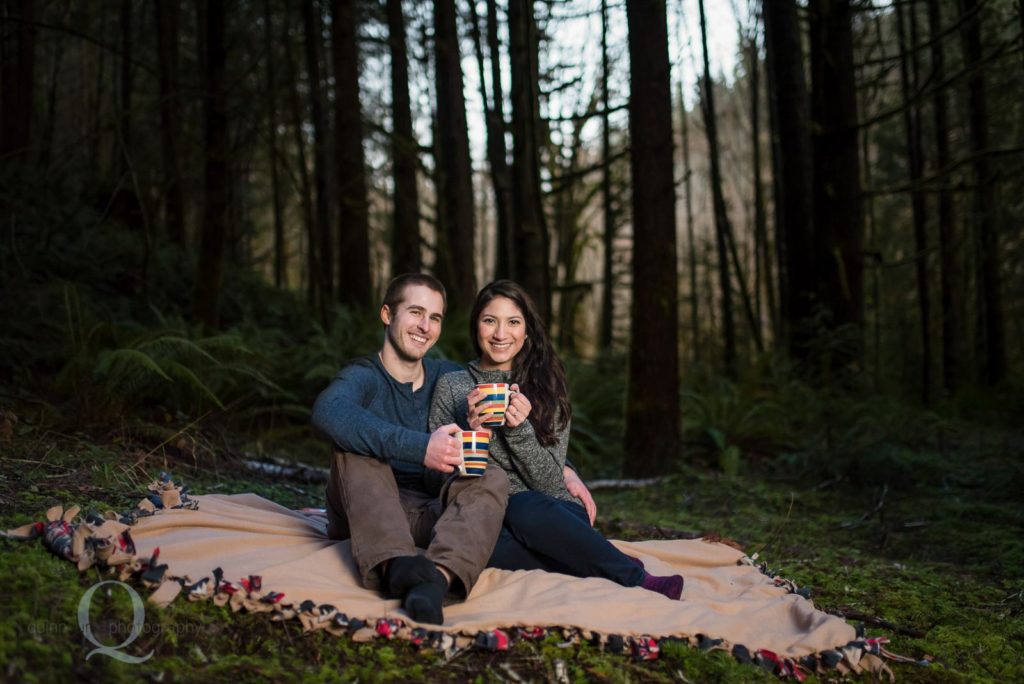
[382,273,447,316]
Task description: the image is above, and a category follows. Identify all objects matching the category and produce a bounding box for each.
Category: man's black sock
[383,555,436,599]
[403,566,448,625]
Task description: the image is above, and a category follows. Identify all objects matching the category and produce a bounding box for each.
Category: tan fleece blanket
[130,494,856,654]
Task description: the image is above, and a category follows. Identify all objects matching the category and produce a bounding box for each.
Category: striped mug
[475,382,510,428]
[459,430,490,477]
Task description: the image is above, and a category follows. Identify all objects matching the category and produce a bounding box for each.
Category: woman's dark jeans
[487,490,645,587]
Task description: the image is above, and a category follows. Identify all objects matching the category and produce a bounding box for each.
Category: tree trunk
[284,4,318,309]
[1019,0,1024,74]
[698,0,737,376]
[387,0,421,276]
[89,8,107,173]
[155,0,186,246]
[678,82,699,364]
[624,0,680,476]
[599,0,617,349]
[749,28,775,345]
[38,9,64,171]
[433,0,476,310]
[508,0,551,323]
[332,0,372,308]
[551,113,592,356]
[469,0,513,281]
[0,0,36,160]
[303,0,332,319]
[808,0,864,368]
[553,138,575,353]
[263,0,286,287]
[928,0,960,393]
[117,0,133,177]
[194,0,229,330]
[896,2,932,403]
[959,0,1005,385]
[762,0,815,361]
[486,0,515,280]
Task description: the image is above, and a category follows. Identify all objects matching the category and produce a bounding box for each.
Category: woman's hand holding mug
[505,384,532,428]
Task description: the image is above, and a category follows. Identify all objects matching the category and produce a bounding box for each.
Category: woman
[428,280,683,600]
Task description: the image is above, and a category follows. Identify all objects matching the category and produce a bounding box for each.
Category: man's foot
[640,572,684,600]
[403,565,449,625]
[383,555,436,599]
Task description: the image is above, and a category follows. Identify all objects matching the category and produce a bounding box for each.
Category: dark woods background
[1,0,1022,479]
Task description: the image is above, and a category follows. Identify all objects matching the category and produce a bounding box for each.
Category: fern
[95,348,173,384]
[164,360,225,409]
[137,335,221,366]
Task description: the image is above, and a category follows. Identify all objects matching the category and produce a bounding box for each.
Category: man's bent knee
[480,467,509,495]
[445,467,509,505]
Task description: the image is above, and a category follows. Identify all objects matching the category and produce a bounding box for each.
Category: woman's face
[476,296,527,370]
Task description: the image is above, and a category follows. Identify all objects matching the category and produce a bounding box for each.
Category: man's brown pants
[325,450,508,595]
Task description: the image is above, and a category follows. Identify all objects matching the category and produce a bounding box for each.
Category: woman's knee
[504,491,563,536]
[507,490,556,514]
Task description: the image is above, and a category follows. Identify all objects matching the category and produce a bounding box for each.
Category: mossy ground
[1,405,1021,683]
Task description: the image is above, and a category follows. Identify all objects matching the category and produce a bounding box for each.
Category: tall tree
[550,106,593,355]
[433,0,476,310]
[623,0,680,475]
[284,4,318,306]
[302,0,332,321]
[332,0,372,307]
[194,0,229,330]
[155,0,186,245]
[959,0,1005,385]
[698,0,737,376]
[117,0,134,177]
[486,0,515,279]
[508,0,551,323]
[808,0,864,366]
[88,10,107,177]
[896,1,931,402]
[747,15,775,342]
[387,0,421,276]
[678,83,699,363]
[928,0,961,392]
[762,0,815,361]
[37,3,65,171]
[468,0,514,280]
[599,0,617,349]
[264,0,286,287]
[0,0,36,160]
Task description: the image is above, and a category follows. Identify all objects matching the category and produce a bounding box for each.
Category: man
[311,273,508,624]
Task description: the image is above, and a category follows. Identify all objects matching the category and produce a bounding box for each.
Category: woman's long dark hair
[470,280,571,446]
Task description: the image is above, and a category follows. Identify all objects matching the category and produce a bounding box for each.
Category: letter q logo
[77,581,154,663]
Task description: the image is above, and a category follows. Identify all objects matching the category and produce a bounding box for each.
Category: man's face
[382,284,445,362]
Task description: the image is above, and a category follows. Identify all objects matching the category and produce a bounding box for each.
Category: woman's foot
[640,572,684,600]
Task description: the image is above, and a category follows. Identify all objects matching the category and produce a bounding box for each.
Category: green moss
[2,416,1022,682]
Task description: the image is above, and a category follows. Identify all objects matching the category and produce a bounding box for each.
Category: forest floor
[0,398,1021,683]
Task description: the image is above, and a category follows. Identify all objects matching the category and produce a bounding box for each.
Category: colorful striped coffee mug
[459,431,490,477]
[475,383,510,427]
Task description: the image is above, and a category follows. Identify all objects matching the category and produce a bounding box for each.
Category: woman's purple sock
[640,572,684,600]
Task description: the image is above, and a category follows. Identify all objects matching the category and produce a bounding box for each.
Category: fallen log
[242,457,329,483]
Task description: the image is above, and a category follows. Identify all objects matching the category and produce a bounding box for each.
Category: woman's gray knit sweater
[428,360,575,503]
